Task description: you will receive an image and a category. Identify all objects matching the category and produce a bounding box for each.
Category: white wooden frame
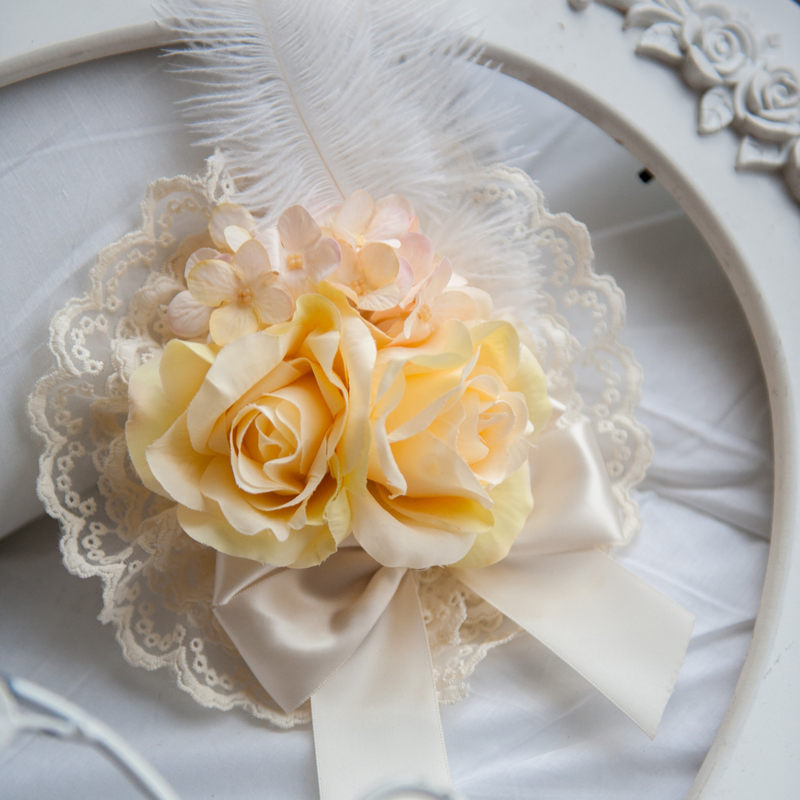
[3,1,798,797]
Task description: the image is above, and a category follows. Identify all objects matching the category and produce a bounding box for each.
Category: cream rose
[679,10,756,89]
[351,318,552,570]
[733,63,800,143]
[126,287,375,568]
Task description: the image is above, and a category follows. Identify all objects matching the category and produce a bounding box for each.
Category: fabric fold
[212,549,406,713]
[517,419,625,555]
[452,548,695,737]
[311,572,450,800]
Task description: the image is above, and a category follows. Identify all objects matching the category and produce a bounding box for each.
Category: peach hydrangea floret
[327,241,414,311]
[371,257,494,344]
[325,191,425,312]
[330,190,416,250]
[168,202,343,345]
[187,239,294,346]
[167,204,294,346]
[258,205,342,300]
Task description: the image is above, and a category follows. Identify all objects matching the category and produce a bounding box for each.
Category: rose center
[418,303,433,323]
[286,252,304,271]
[709,31,734,59]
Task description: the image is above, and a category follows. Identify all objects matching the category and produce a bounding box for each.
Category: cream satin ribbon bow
[212,419,695,800]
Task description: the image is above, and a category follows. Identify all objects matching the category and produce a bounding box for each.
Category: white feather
[158,0,541,299]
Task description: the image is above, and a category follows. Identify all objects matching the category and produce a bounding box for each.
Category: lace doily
[28,161,651,725]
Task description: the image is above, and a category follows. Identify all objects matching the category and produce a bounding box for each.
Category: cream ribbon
[211,420,694,799]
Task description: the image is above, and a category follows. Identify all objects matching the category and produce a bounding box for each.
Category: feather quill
[158,0,541,300]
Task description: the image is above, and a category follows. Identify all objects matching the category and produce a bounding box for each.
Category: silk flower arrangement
[28,1,695,798]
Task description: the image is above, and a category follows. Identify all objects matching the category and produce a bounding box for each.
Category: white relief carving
[571,0,800,204]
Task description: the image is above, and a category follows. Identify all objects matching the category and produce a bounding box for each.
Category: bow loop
[515,419,625,556]
[213,548,406,713]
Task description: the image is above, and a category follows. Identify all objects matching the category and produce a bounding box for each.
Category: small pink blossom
[258,206,341,299]
[169,232,293,346]
[328,241,413,312]
[331,190,415,250]
[373,258,494,344]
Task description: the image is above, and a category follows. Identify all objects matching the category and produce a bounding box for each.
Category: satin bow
[212,420,694,800]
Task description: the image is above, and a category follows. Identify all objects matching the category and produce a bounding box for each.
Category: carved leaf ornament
[571,0,800,203]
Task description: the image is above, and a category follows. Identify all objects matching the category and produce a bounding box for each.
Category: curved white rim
[484,43,790,800]
[0,24,165,89]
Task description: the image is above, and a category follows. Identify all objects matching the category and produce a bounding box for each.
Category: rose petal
[468,399,530,486]
[126,353,178,498]
[209,203,257,250]
[322,487,352,543]
[230,407,295,494]
[307,361,347,419]
[350,486,477,569]
[372,482,492,535]
[271,374,334,474]
[146,412,213,511]
[178,505,337,568]
[304,473,341,528]
[188,298,330,454]
[316,285,377,482]
[451,391,491,464]
[159,338,215,412]
[450,462,533,570]
[391,429,491,507]
[200,455,292,536]
[385,352,479,443]
[167,290,214,338]
[469,321,520,382]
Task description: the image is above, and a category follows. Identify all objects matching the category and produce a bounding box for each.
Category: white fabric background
[0,50,772,799]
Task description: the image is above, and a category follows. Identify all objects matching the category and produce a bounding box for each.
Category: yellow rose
[126,288,375,568]
[351,319,552,569]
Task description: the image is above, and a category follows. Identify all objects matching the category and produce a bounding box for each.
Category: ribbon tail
[452,549,695,738]
[311,572,450,800]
